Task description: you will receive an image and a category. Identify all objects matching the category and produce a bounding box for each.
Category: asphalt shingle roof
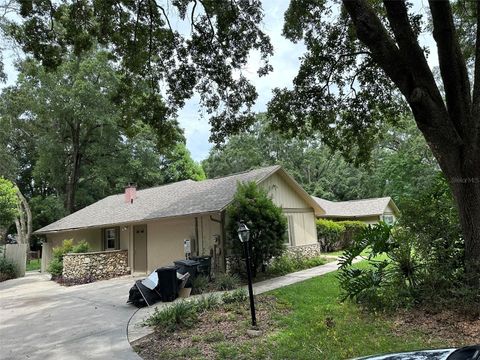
[36,166,281,234]
[312,196,397,218]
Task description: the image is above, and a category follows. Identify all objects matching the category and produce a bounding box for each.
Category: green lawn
[214,268,444,359]
[26,259,41,271]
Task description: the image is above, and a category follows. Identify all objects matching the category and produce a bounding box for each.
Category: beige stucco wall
[259,172,318,247]
[144,214,223,273]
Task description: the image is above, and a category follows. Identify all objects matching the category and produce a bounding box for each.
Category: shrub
[195,294,220,311]
[146,295,222,332]
[145,300,199,331]
[222,288,248,304]
[316,219,366,252]
[215,272,240,290]
[72,240,90,253]
[48,239,90,279]
[47,257,64,278]
[338,224,420,310]
[226,181,287,277]
[0,257,17,282]
[191,275,209,295]
[267,253,327,276]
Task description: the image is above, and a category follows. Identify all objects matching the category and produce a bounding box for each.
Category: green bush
[47,257,64,277]
[191,275,209,295]
[267,253,327,276]
[316,219,366,252]
[48,239,90,279]
[72,240,90,253]
[226,181,288,277]
[215,273,240,291]
[222,288,248,304]
[338,224,420,310]
[0,257,17,282]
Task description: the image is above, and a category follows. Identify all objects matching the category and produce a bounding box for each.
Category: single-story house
[312,196,400,225]
[36,166,324,275]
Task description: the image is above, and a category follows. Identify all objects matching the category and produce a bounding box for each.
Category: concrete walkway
[128,258,348,344]
[0,272,143,360]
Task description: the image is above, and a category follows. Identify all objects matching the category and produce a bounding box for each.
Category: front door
[133,225,147,273]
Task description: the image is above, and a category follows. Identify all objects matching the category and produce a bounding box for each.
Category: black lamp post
[237,221,257,327]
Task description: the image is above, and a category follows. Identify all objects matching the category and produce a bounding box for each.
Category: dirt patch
[132,295,290,360]
[392,308,480,346]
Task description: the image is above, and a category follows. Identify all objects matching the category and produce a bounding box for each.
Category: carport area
[0,272,142,360]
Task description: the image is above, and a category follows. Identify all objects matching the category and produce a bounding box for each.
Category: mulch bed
[132,295,290,360]
[392,308,480,346]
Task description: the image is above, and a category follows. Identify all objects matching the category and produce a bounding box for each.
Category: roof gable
[313,196,399,218]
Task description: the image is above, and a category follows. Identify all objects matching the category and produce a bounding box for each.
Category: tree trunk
[14,188,32,248]
[65,122,82,214]
[450,175,480,284]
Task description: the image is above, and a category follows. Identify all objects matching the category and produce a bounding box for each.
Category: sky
[1,0,436,162]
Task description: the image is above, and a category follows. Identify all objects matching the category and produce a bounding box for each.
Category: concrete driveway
[0,272,142,360]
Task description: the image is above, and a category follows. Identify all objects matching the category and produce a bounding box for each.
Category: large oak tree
[4,0,479,278]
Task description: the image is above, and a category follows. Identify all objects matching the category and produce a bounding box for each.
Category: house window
[286,215,295,246]
[383,215,395,225]
[104,228,118,250]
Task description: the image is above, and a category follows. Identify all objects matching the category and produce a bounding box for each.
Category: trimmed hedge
[316,219,366,252]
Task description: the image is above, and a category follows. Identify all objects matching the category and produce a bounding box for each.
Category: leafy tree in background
[160,143,206,183]
[0,177,18,230]
[226,182,287,277]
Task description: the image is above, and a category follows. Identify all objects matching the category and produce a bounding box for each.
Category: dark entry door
[133,225,147,273]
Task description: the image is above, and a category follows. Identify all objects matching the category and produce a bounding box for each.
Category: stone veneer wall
[284,243,322,258]
[63,250,129,281]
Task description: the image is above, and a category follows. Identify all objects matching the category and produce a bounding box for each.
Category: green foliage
[226,181,287,277]
[267,253,327,276]
[145,300,199,332]
[145,295,221,332]
[48,239,89,278]
[194,294,220,311]
[26,259,40,271]
[0,257,17,282]
[71,241,90,254]
[338,224,420,310]
[7,0,273,141]
[0,177,18,228]
[160,143,206,183]
[191,275,209,295]
[221,288,248,304]
[316,219,366,252]
[47,258,64,278]
[214,273,240,291]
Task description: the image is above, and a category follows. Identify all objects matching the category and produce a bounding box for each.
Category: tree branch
[342,0,462,152]
[383,1,442,104]
[429,0,472,140]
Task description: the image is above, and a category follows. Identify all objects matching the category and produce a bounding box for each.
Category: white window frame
[382,215,395,225]
[286,215,295,246]
[104,227,118,250]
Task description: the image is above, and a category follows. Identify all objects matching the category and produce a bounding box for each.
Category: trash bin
[173,259,200,287]
[191,256,212,279]
[156,265,179,302]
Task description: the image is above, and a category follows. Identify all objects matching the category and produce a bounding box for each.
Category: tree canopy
[0,177,18,229]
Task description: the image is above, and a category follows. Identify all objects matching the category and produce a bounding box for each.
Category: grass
[26,259,40,271]
[214,265,444,360]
